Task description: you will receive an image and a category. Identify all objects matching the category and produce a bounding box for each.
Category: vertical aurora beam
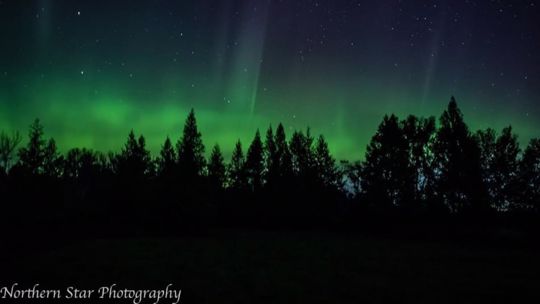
[224,0,270,117]
[421,9,446,106]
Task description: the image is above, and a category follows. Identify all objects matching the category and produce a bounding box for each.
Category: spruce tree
[208,144,226,190]
[177,109,206,179]
[18,118,46,175]
[313,135,338,188]
[229,140,246,189]
[275,123,292,179]
[245,130,264,191]
[157,136,176,179]
[264,125,278,184]
[289,129,315,179]
[113,130,152,180]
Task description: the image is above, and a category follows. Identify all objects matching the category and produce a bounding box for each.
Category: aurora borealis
[0,0,539,160]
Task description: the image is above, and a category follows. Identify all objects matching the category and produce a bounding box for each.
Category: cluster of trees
[1,97,539,233]
[0,110,339,190]
[347,97,540,216]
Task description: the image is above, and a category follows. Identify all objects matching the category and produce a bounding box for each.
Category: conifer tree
[289,129,315,179]
[208,144,226,190]
[229,140,246,189]
[18,119,47,176]
[157,136,176,179]
[275,123,293,179]
[264,125,278,184]
[113,130,152,180]
[245,130,264,191]
[313,135,338,188]
[177,109,206,179]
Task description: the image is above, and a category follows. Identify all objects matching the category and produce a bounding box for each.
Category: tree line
[0,97,539,234]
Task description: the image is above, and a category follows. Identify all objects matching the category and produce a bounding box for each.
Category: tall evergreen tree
[275,123,293,179]
[113,130,152,180]
[361,114,413,210]
[289,129,315,179]
[229,140,247,189]
[157,136,176,179]
[313,135,338,188]
[177,109,206,179]
[245,130,265,191]
[433,97,486,213]
[208,144,226,190]
[264,125,278,184]
[18,119,46,175]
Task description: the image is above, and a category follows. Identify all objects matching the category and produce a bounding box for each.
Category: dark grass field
[2,230,540,303]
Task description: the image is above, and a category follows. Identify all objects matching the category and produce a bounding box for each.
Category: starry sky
[0,0,539,160]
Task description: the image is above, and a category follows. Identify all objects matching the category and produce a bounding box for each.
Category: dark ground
[2,229,539,304]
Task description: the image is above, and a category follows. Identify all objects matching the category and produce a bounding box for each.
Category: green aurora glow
[1,72,537,161]
[0,1,538,160]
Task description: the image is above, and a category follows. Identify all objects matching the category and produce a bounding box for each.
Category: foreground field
[3,231,540,303]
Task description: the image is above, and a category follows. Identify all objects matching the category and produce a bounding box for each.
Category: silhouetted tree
[264,125,278,184]
[177,109,206,179]
[42,138,62,178]
[157,136,176,179]
[477,128,497,205]
[229,140,247,190]
[313,135,338,189]
[64,148,103,181]
[402,115,436,209]
[18,119,46,176]
[289,129,315,180]
[433,97,487,214]
[0,130,22,173]
[517,138,540,212]
[477,127,520,211]
[275,123,293,179]
[493,127,520,211]
[113,130,152,180]
[245,130,264,191]
[208,144,226,190]
[477,128,497,175]
[361,114,413,210]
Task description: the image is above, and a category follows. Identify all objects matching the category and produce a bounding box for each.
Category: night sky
[1,0,539,160]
